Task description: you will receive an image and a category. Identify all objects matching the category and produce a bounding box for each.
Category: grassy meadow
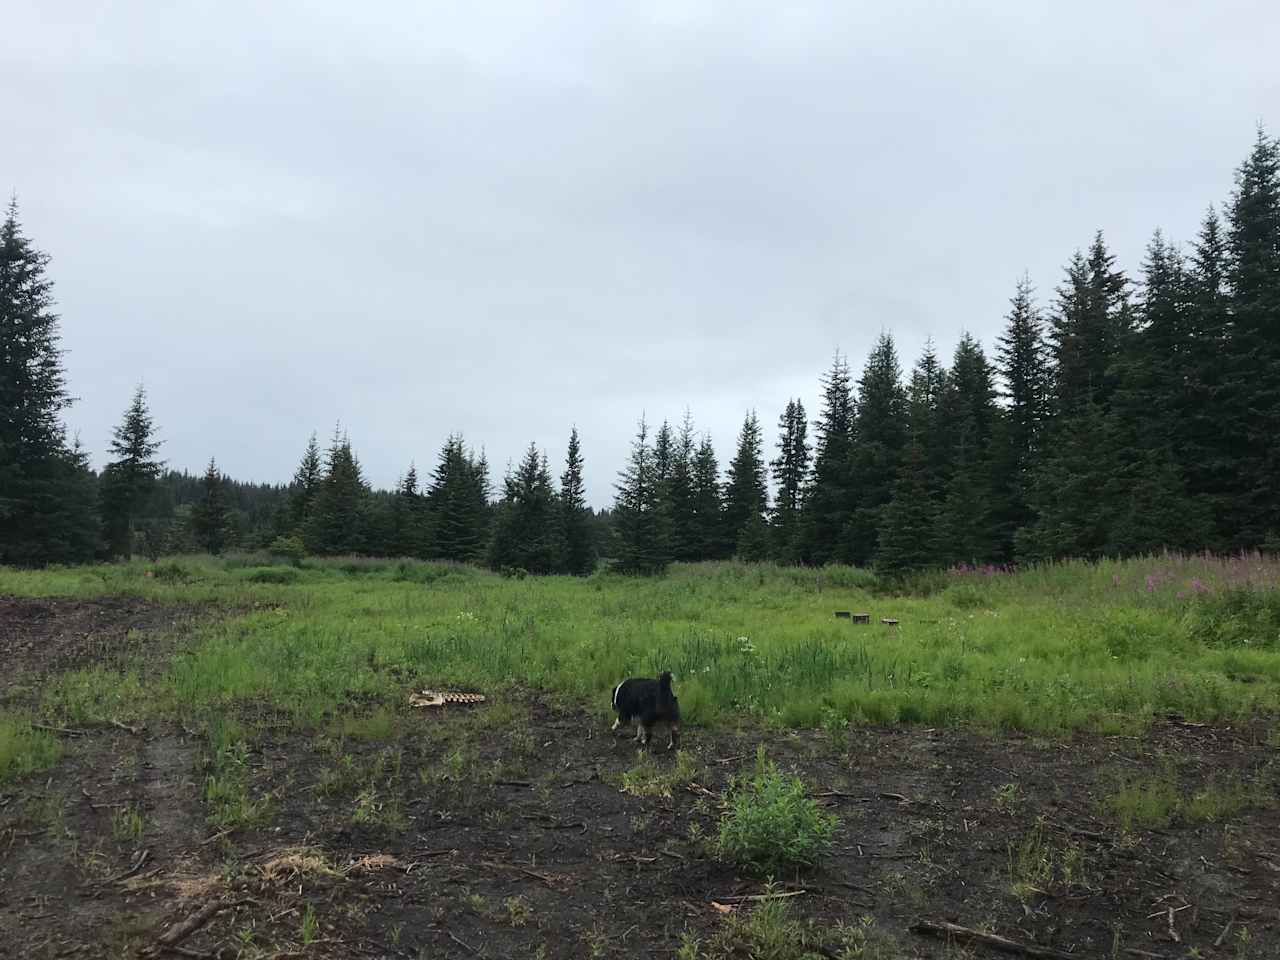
[3,551,1280,771]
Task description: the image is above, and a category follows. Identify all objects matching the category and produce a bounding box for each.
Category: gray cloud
[6,1,1277,504]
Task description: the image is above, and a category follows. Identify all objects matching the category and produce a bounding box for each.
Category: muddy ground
[1,596,1278,960]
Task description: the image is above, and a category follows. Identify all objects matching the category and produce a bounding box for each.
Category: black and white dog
[611,671,681,750]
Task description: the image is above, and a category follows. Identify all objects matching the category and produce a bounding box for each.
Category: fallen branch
[910,920,1074,960]
[712,890,807,904]
[143,898,254,957]
[494,780,532,788]
[480,860,565,889]
[198,827,234,846]
[446,930,479,954]
[99,848,150,884]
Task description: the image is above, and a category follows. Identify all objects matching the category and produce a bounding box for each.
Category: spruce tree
[1224,129,1280,546]
[0,200,98,564]
[1048,233,1131,417]
[769,399,810,563]
[287,433,323,532]
[191,457,230,554]
[101,384,164,560]
[389,463,428,557]
[488,444,563,574]
[723,410,768,554]
[612,418,671,573]
[847,334,907,565]
[666,412,700,562]
[992,276,1049,557]
[906,341,948,498]
[934,335,999,565]
[304,428,370,555]
[425,435,491,563]
[1183,208,1234,545]
[876,443,939,577]
[690,434,726,560]
[559,427,597,574]
[803,352,856,565]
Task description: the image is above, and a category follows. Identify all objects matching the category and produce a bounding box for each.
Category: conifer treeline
[2,131,1278,572]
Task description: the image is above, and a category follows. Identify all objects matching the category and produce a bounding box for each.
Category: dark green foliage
[1048,233,1131,417]
[689,433,726,561]
[724,410,768,554]
[665,412,701,562]
[190,458,231,555]
[101,384,165,560]
[716,749,837,875]
[304,428,370,555]
[1223,131,1280,547]
[845,334,907,565]
[425,435,490,564]
[0,201,98,565]
[488,443,563,574]
[876,443,940,577]
[934,335,998,565]
[388,463,429,558]
[287,433,323,532]
[558,427,597,575]
[612,418,672,573]
[803,352,856,565]
[769,399,809,563]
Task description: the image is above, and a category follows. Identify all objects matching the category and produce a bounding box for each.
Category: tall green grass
[3,553,1279,735]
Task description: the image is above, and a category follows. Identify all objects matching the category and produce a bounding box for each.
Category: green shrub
[268,535,307,566]
[151,560,195,584]
[716,748,836,874]
[242,566,300,585]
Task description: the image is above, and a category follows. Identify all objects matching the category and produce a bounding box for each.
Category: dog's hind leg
[611,717,621,732]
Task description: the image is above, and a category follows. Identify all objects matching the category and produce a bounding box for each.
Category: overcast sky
[5,2,1277,506]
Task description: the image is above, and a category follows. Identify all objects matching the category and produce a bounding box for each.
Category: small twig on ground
[714,754,747,764]
[812,790,872,801]
[494,780,532,788]
[198,827,234,846]
[142,897,255,957]
[879,791,911,803]
[910,920,1074,960]
[157,946,216,960]
[1123,950,1166,959]
[480,860,564,889]
[1213,916,1235,948]
[446,930,479,954]
[98,848,149,884]
[109,718,144,735]
[713,890,807,904]
[1046,820,1112,844]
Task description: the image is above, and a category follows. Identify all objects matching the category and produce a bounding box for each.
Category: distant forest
[2,130,1278,575]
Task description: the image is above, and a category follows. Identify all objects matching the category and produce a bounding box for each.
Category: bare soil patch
[1,598,1278,960]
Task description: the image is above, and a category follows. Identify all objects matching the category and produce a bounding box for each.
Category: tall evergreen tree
[389,463,429,557]
[1047,233,1131,417]
[876,443,940,577]
[846,334,907,565]
[489,443,563,573]
[558,427,596,575]
[992,276,1049,557]
[1183,208,1234,545]
[100,384,164,560]
[803,352,856,565]
[934,334,999,565]
[287,432,323,532]
[304,428,370,555]
[690,434,726,560]
[425,435,490,563]
[666,412,700,562]
[190,457,231,555]
[906,340,949,500]
[612,417,671,573]
[0,200,98,564]
[1224,129,1280,546]
[769,399,810,563]
[723,410,769,554]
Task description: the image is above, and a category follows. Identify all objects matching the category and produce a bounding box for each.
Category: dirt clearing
[2,596,1278,959]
